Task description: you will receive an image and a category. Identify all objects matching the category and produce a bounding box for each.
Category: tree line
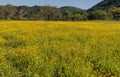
[0,4,120,21]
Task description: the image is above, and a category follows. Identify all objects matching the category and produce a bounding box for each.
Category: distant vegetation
[0,0,119,20]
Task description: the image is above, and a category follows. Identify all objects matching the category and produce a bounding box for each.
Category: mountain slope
[89,0,120,11]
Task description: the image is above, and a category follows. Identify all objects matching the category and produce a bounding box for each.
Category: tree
[88,10,109,20]
[39,6,60,20]
[108,7,120,20]
[71,14,87,21]
[59,6,86,21]
[0,5,5,19]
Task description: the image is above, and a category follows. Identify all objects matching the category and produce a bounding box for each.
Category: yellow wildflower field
[0,21,120,77]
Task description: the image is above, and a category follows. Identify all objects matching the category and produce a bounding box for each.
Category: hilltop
[89,0,120,11]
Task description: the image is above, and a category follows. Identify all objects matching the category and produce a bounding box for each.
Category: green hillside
[89,0,120,11]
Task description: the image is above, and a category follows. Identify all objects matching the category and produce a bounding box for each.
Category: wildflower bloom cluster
[0,21,120,77]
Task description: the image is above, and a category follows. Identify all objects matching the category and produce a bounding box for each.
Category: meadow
[0,21,120,77]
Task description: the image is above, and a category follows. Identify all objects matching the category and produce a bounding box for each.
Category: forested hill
[89,0,120,11]
[0,5,87,20]
[0,0,120,21]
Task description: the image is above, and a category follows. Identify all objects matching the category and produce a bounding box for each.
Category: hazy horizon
[0,0,102,9]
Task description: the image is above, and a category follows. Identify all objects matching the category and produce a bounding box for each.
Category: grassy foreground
[0,21,120,77]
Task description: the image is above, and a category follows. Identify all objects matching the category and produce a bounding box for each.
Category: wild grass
[0,21,120,77]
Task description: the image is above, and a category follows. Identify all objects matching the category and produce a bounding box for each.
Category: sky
[0,0,102,9]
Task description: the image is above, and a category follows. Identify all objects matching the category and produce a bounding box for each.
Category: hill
[0,5,86,20]
[0,1,119,21]
[89,0,120,11]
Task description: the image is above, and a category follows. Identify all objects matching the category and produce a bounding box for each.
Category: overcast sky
[0,0,102,9]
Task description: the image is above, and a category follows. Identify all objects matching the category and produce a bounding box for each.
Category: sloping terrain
[89,0,120,11]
